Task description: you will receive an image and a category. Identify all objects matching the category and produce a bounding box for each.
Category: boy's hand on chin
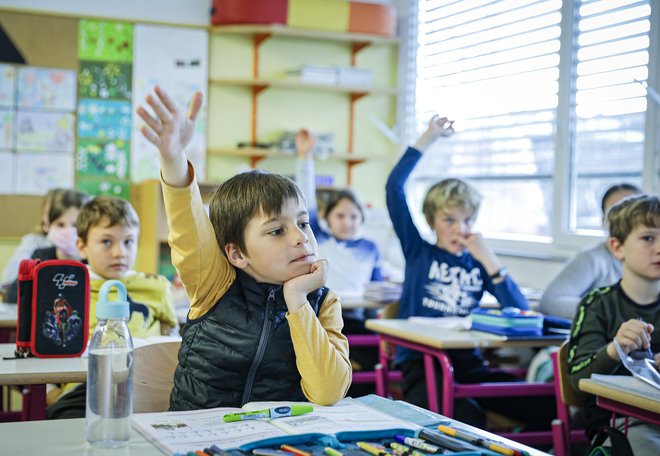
[283,259,328,312]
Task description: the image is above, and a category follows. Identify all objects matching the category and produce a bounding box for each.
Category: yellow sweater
[88,271,178,340]
[161,165,351,405]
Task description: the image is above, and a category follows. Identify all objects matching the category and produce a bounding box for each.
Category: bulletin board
[0,10,208,201]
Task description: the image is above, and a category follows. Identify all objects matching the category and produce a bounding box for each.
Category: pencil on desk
[437,425,526,456]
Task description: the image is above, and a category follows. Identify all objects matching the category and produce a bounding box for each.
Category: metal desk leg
[21,384,46,421]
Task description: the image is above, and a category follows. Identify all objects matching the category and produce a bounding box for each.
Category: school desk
[365,318,565,445]
[0,417,162,455]
[579,376,660,426]
[0,343,87,421]
[0,401,553,456]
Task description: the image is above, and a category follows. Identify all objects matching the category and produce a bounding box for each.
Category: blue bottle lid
[96,280,130,320]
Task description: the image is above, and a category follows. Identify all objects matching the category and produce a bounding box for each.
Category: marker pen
[356,441,389,456]
[280,444,312,456]
[223,405,313,422]
[394,435,439,453]
[324,447,344,456]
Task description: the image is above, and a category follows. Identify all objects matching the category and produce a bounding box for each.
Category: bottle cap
[96,280,130,320]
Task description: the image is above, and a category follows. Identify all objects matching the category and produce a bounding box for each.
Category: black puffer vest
[170,269,326,410]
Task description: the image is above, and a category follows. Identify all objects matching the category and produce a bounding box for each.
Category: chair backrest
[555,341,588,407]
[133,339,181,413]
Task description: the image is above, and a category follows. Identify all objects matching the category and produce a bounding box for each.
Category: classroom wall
[0,0,573,292]
[0,0,212,26]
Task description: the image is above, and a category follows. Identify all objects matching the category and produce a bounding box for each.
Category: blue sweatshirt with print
[386,147,528,364]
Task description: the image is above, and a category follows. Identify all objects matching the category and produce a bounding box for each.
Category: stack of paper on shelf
[287,65,338,85]
[336,66,373,87]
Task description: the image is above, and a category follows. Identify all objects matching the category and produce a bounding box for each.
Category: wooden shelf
[209,24,399,46]
[209,77,397,95]
[208,147,384,165]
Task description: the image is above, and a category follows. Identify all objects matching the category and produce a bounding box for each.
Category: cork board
[0,11,78,69]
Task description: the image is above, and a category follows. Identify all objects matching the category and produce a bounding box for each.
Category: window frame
[399,0,660,258]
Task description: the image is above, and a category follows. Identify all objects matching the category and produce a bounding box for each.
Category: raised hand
[136,86,203,186]
[295,129,316,159]
[414,114,455,152]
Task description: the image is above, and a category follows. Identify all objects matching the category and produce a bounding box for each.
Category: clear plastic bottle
[86,280,134,448]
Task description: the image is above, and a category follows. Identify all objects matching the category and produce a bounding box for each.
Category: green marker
[223,405,313,423]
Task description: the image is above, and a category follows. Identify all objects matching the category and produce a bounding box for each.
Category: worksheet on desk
[247,398,418,436]
[132,407,288,454]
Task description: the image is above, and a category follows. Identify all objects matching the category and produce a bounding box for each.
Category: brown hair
[76,196,140,242]
[422,178,482,227]
[37,188,90,234]
[208,170,304,255]
[324,189,365,223]
[608,194,659,243]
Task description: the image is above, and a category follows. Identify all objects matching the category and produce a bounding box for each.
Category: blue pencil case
[471,307,543,336]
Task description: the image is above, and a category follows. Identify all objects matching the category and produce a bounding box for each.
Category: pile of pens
[174,424,531,456]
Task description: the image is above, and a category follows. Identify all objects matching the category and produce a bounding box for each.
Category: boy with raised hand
[386,115,554,430]
[137,86,350,410]
[47,195,178,418]
[568,194,660,454]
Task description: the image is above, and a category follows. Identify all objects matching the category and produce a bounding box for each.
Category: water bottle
[86,280,134,448]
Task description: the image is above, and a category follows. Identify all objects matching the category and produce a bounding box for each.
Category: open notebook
[132,397,419,455]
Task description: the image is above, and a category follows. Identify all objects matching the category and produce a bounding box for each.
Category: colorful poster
[76,177,131,200]
[78,20,133,63]
[14,152,74,195]
[0,108,13,149]
[0,64,16,108]
[78,61,132,100]
[78,99,132,140]
[17,67,77,110]
[16,111,75,152]
[77,138,129,180]
[132,24,208,182]
[0,152,13,193]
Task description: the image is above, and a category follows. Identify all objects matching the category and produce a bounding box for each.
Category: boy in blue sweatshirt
[386,115,554,429]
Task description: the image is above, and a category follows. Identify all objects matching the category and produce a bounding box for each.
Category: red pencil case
[16,259,90,358]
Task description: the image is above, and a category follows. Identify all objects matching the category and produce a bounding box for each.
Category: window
[571,0,650,232]
[409,0,656,248]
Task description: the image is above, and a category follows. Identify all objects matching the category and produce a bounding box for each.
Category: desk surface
[366,318,564,349]
[0,343,87,385]
[0,408,551,456]
[0,418,162,455]
[579,376,660,415]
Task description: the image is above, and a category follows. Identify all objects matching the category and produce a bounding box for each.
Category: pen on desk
[394,435,439,453]
[638,317,654,358]
[280,444,312,456]
[223,405,313,422]
[437,425,523,456]
[324,447,344,456]
[356,441,390,456]
[389,442,425,456]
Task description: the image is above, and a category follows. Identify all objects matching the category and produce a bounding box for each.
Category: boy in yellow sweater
[136,86,351,410]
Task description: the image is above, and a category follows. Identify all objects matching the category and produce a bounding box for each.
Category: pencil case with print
[16,258,90,358]
[470,307,543,336]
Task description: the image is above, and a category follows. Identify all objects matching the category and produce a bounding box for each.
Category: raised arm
[385,116,454,257]
[138,87,233,318]
[294,129,324,236]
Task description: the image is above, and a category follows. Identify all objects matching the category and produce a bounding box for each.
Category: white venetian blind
[570,0,650,231]
[412,0,564,240]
